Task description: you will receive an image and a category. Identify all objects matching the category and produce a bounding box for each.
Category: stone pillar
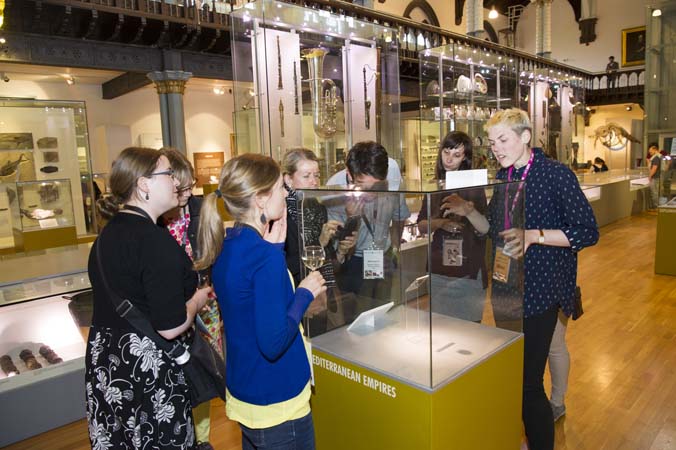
[542,0,553,59]
[147,70,192,154]
[466,0,484,38]
[534,0,543,56]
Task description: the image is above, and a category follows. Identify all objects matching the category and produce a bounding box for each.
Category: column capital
[147,70,193,95]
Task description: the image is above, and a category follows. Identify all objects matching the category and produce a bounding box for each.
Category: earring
[145,192,150,201]
[260,213,267,224]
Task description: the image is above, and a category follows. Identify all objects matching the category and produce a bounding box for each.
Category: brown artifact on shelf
[0,354,20,376]
[39,345,64,364]
[19,349,43,370]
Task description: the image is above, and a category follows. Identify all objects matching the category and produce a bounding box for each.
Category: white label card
[442,238,463,266]
[363,249,384,279]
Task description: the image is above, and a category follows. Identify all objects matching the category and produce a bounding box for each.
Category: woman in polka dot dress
[160,148,223,450]
[485,109,598,450]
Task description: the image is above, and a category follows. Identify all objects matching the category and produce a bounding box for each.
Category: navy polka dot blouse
[490,148,599,318]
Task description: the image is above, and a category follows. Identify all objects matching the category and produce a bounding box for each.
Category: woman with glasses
[159,148,222,450]
[86,147,213,450]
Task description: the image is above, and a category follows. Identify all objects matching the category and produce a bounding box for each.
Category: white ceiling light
[488,8,499,19]
[652,8,662,17]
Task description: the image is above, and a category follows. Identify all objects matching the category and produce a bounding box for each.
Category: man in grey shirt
[325,141,410,319]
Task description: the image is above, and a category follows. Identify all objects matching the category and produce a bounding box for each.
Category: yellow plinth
[311,337,523,450]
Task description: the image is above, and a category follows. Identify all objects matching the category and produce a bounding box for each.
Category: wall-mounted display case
[230,0,402,181]
[0,99,96,243]
[0,272,91,447]
[296,180,524,449]
[417,44,519,182]
[411,44,585,184]
[5,179,78,252]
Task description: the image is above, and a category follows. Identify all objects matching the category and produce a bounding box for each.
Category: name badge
[442,238,463,266]
[492,247,512,283]
[363,249,384,279]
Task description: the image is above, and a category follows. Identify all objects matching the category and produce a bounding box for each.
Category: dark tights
[523,304,558,450]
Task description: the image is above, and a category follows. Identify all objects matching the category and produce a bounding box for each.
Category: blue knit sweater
[213,226,314,405]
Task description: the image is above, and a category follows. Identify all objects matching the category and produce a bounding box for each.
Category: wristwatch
[538,229,545,244]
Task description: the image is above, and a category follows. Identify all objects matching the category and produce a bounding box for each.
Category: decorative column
[147,70,192,153]
[466,0,484,38]
[534,0,544,56]
[541,0,553,59]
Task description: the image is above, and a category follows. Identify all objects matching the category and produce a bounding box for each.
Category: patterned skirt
[85,326,195,450]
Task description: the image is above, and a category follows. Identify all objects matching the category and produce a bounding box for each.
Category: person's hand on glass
[319,220,343,247]
[336,232,357,263]
[441,193,475,217]
[345,195,365,217]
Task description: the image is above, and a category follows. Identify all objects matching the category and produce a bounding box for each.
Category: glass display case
[655,196,676,276]
[230,0,402,181]
[5,179,78,252]
[0,271,91,446]
[297,179,524,389]
[297,180,524,449]
[0,99,95,240]
[417,44,519,182]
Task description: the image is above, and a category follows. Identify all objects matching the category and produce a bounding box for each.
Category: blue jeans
[240,413,315,450]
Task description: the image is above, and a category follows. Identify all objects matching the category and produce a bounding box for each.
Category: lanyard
[504,150,534,229]
[360,196,379,240]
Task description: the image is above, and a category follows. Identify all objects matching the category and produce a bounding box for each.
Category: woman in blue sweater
[194,154,325,450]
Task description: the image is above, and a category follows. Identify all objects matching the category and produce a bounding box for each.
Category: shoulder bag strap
[94,237,190,363]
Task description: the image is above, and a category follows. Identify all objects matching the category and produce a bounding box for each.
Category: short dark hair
[609,56,615,60]
[346,141,388,181]
[648,142,658,149]
[594,157,605,165]
[436,131,473,179]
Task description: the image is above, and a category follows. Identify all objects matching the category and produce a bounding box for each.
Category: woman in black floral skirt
[86,147,212,449]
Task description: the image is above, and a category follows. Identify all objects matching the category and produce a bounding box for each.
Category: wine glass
[301,245,325,271]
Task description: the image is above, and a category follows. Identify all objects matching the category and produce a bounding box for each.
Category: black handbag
[95,238,225,406]
[572,286,584,320]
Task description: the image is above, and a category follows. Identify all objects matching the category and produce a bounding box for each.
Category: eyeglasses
[178,182,196,193]
[150,168,175,179]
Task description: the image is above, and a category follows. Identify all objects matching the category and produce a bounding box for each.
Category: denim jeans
[240,413,315,450]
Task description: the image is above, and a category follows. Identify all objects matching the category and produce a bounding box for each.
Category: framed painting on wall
[622,26,646,67]
[193,152,225,188]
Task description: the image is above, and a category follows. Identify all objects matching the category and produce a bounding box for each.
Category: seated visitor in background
[592,157,608,172]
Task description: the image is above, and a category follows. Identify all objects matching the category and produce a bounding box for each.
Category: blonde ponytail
[194,191,225,271]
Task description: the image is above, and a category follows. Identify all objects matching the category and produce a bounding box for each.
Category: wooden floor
[5,213,675,450]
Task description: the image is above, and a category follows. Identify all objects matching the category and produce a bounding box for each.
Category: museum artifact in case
[6,178,77,252]
[296,179,525,449]
[0,271,91,447]
[230,0,402,181]
[0,99,97,242]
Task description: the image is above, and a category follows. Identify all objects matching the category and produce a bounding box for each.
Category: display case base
[13,226,78,252]
[0,358,85,447]
[311,334,523,450]
[655,205,676,276]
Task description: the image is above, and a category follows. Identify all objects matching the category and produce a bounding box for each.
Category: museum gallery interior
[0,0,674,449]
